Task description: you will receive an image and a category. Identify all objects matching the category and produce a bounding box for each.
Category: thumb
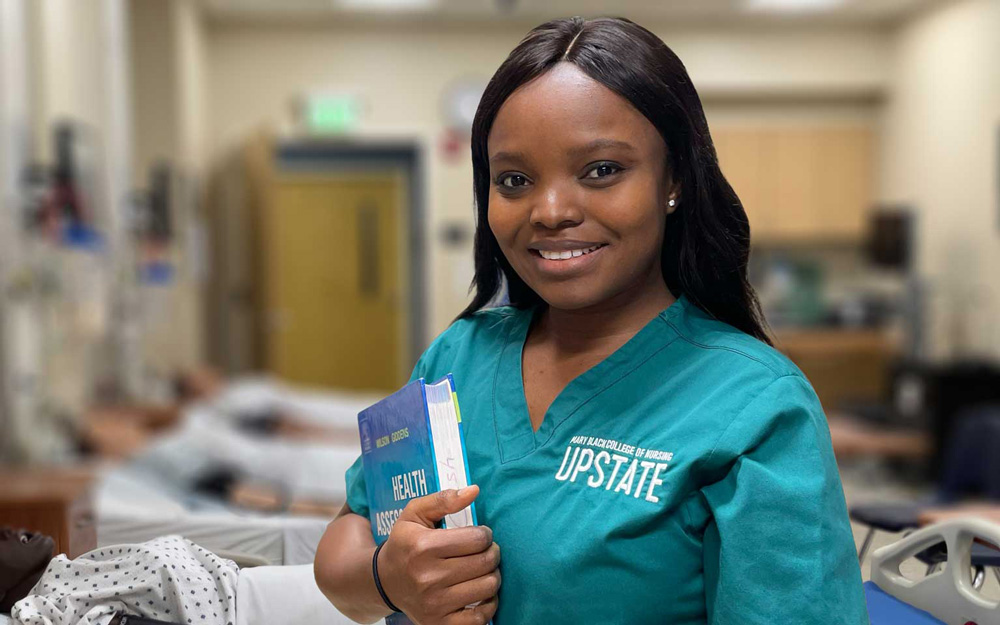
[400,485,479,528]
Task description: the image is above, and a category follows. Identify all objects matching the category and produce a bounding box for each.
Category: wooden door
[263,173,407,392]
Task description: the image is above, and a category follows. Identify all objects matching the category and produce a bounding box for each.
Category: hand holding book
[356,376,496,624]
[375,485,501,625]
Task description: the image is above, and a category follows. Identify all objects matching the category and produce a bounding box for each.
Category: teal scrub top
[345,295,869,624]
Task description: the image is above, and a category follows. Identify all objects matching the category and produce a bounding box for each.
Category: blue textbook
[358,374,481,625]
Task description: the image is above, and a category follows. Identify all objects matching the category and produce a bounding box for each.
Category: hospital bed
[94,377,374,566]
[9,520,995,625]
[866,517,1000,624]
[1,564,357,625]
[96,465,331,565]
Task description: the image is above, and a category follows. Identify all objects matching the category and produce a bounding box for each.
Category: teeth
[538,245,602,260]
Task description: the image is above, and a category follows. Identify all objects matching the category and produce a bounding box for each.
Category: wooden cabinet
[713,127,769,235]
[0,467,96,558]
[774,329,898,410]
[713,125,874,243]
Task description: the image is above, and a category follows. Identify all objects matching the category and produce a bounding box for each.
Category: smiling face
[487,62,678,312]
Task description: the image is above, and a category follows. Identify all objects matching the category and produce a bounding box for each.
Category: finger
[470,594,499,623]
[440,570,501,613]
[443,594,498,625]
[422,526,494,558]
[400,486,480,528]
[437,543,501,587]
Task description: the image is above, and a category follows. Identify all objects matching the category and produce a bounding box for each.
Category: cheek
[487,194,519,247]
[597,184,667,244]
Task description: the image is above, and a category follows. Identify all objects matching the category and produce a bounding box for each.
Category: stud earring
[668,199,676,208]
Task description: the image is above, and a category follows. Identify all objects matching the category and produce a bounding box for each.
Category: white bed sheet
[1,614,12,625]
[211,377,380,430]
[142,406,361,502]
[96,467,330,566]
[236,565,356,625]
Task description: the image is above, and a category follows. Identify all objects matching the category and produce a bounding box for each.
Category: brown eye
[497,173,530,189]
[584,162,623,179]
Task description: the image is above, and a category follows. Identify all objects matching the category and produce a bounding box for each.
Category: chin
[532,284,610,311]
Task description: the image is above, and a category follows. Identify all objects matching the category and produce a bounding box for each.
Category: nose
[528,181,584,230]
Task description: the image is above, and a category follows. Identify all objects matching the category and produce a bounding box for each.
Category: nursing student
[315,16,869,625]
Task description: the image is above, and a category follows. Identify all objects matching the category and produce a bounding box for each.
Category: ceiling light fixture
[745,0,846,12]
[334,0,439,11]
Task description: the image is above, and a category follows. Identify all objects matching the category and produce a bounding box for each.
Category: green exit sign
[303,94,362,133]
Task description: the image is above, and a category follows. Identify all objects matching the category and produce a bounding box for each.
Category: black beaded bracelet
[372,541,403,613]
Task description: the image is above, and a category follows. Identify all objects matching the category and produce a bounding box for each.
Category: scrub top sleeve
[343,355,430,518]
[408,350,430,383]
[344,453,370,518]
[701,374,868,625]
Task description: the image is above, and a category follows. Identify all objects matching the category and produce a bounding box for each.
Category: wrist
[372,540,403,613]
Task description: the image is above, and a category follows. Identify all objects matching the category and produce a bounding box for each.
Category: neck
[535,276,676,355]
[0,559,50,613]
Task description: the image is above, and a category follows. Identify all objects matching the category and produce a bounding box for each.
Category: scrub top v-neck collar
[491,294,689,463]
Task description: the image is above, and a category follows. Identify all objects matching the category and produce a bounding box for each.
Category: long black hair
[460,16,770,344]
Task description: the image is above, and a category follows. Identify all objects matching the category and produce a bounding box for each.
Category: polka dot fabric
[11,536,238,625]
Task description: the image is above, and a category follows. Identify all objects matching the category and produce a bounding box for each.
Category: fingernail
[456,487,468,496]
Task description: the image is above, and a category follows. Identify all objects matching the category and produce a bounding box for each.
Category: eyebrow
[567,138,637,157]
[489,138,637,166]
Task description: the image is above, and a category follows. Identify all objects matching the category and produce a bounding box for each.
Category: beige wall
[131,0,177,187]
[204,20,891,337]
[175,0,207,174]
[878,0,1000,359]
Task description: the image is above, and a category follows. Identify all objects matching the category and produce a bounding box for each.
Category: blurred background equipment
[865,517,1000,625]
[0,0,999,618]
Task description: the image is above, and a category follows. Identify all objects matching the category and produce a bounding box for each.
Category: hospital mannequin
[0,529,181,623]
[80,368,221,460]
[83,368,356,461]
[0,529,53,613]
[82,369,358,515]
[314,16,867,625]
[1,529,351,625]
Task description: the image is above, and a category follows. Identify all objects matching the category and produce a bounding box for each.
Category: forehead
[488,62,661,159]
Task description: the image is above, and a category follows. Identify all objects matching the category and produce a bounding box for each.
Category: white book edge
[425,378,474,529]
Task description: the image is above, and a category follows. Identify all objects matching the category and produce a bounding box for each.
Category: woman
[314,16,868,625]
